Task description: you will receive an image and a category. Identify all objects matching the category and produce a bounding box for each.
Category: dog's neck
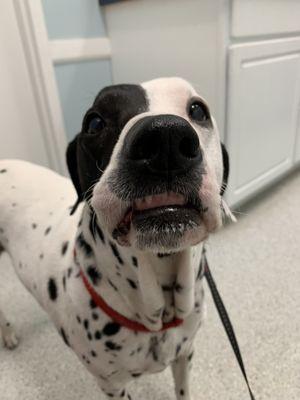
[74,204,204,331]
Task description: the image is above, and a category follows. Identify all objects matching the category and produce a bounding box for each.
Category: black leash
[202,248,256,400]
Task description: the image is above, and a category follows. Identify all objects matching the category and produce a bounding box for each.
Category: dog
[0,77,232,399]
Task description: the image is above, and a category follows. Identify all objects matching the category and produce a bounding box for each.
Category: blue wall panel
[55,60,112,141]
[42,0,107,39]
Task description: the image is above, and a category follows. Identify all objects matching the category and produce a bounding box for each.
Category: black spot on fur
[45,226,51,235]
[180,389,185,396]
[89,298,97,309]
[91,350,97,357]
[61,241,69,256]
[67,267,72,278]
[92,312,98,320]
[131,372,142,378]
[60,327,70,347]
[87,332,93,340]
[148,337,159,361]
[76,315,81,324]
[109,242,124,265]
[162,285,173,292]
[152,307,163,318]
[105,341,122,351]
[39,253,44,260]
[87,265,102,285]
[132,256,138,267]
[146,317,157,324]
[62,275,66,291]
[127,278,138,289]
[83,319,89,330]
[32,223,37,229]
[188,351,194,362]
[121,390,125,397]
[82,354,91,364]
[103,322,121,336]
[0,169,7,173]
[175,283,183,293]
[77,233,93,256]
[108,279,118,291]
[95,330,102,340]
[48,278,58,301]
[176,344,181,356]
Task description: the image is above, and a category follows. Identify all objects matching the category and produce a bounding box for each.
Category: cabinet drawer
[231,0,300,38]
[226,38,300,205]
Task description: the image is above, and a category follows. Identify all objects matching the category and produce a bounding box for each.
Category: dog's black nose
[124,115,202,176]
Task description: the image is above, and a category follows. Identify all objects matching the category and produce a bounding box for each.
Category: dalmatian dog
[0,77,232,399]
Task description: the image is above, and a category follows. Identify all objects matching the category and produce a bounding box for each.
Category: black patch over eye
[85,112,105,134]
[188,100,210,123]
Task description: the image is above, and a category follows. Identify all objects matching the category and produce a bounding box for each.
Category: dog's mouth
[112,192,207,244]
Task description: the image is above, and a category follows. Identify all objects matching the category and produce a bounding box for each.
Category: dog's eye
[85,113,105,134]
[189,101,209,123]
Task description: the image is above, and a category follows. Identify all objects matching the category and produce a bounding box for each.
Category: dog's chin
[112,204,211,252]
[92,188,222,251]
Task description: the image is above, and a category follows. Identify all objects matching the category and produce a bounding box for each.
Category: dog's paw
[2,325,19,350]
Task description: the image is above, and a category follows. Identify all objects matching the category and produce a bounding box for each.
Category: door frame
[13,0,68,175]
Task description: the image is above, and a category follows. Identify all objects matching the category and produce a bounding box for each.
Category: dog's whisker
[232,210,248,216]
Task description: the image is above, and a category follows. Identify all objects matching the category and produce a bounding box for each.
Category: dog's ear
[66,135,83,214]
[220,142,229,196]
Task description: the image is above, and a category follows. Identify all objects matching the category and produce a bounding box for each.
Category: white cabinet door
[226,38,300,206]
[295,105,300,164]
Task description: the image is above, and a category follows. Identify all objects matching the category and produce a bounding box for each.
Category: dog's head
[67,77,230,252]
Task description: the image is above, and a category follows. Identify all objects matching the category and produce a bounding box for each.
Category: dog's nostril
[130,134,160,161]
[179,135,200,159]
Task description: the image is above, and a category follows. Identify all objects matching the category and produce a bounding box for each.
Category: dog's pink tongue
[134,192,185,211]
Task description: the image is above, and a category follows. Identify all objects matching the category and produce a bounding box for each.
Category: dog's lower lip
[132,205,202,234]
[114,201,205,238]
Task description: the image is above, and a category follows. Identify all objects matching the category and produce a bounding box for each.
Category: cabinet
[227,38,300,205]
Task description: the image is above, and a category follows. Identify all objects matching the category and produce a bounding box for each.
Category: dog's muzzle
[107,114,210,250]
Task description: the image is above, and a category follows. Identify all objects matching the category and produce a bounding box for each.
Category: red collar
[79,266,183,333]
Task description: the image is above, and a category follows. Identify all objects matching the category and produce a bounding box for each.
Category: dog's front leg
[171,351,194,400]
[0,309,19,349]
